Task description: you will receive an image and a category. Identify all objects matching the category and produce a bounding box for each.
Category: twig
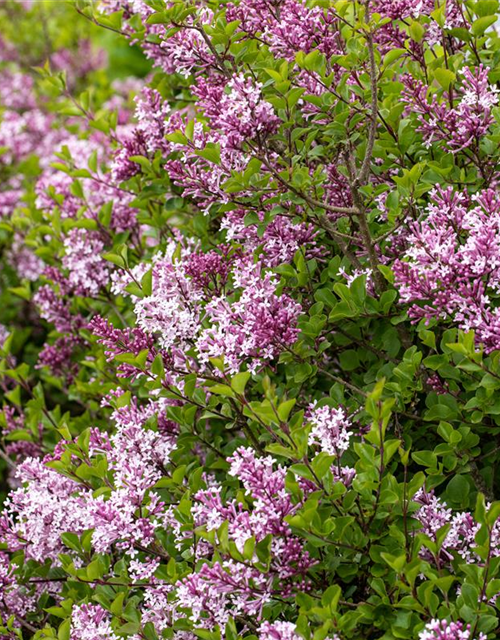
[355,28,378,187]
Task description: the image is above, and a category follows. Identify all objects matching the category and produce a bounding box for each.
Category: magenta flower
[418,619,486,640]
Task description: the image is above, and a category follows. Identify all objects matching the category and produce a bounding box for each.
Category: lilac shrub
[2,0,500,639]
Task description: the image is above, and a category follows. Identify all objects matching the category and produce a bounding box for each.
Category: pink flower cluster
[34,284,83,334]
[37,335,80,382]
[89,315,158,379]
[394,187,500,352]
[418,619,486,640]
[402,66,498,152]
[0,70,64,226]
[374,0,466,56]
[258,620,340,640]
[200,73,280,148]
[373,0,435,19]
[6,232,44,281]
[306,402,352,457]
[1,397,177,564]
[1,408,42,486]
[170,74,278,211]
[62,229,110,297]
[1,457,90,562]
[36,135,138,233]
[111,87,170,182]
[87,397,176,555]
[175,560,271,629]
[306,402,356,486]
[197,258,301,373]
[0,552,35,619]
[119,239,301,375]
[414,489,500,565]
[221,209,320,267]
[0,433,322,636]
[71,603,119,640]
[164,447,314,631]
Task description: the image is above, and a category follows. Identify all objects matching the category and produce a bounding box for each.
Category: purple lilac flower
[259,621,340,640]
[394,187,500,352]
[71,603,119,640]
[401,66,498,152]
[306,402,352,457]
[418,619,486,640]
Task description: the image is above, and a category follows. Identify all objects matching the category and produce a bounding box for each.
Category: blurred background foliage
[0,0,148,503]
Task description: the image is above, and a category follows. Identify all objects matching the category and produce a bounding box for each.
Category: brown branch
[355,29,378,188]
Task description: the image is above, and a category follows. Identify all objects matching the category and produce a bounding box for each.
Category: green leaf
[195,143,221,165]
[151,354,165,378]
[434,68,456,90]
[475,0,499,17]
[383,48,406,66]
[5,386,22,406]
[446,474,470,507]
[61,532,81,553]
[58,619,70,640]
[110,592,126,616]
[102,252,126,268]
[88,149,98,173]
[339,349,359,371]
[315,288,337,308]
[380,552,406,572]
[471,15,497,36]
[230,372,251,395]
[412,450,437,467]
[209,384,235,397]
[277,398,296,422]
[409,20,425,42]
[87,559,104,581]
[166,130,188,144]
[185,119,195,141]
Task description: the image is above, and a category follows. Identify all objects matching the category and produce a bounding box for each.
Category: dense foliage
[3,0,500,638]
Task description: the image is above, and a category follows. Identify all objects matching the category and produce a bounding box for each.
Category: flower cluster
[123,240,301,375]
[221,209,320,267]
[306,402,352,457]
[166,447,314,631]
[71,604,119,640]
[89,315,158,379]
[0,552,35,619]
[418,619,486,640]
[258,621,339,640]
[394,187,500,351]
[402,66,498,151]
[36,135,138,233]
[197,258,301,373]
[62,229,110,297]
[413,488,500,566]
[2,0,500,639]
[1,457,90,562]
[0,395,176,567]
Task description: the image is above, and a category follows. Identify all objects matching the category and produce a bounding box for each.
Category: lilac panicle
[418,619,486,640]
